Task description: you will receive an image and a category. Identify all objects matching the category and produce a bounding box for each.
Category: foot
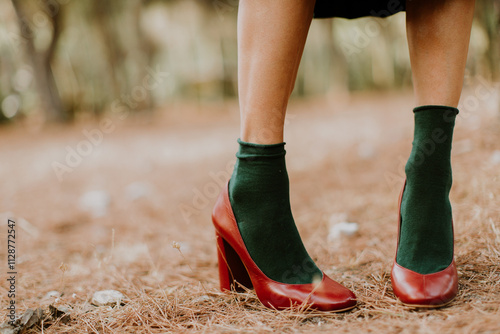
[396,105,458,274]
[228,139,322,284]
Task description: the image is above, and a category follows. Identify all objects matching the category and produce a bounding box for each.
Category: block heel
[216,232,253,292]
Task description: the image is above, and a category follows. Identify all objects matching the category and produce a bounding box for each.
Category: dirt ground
[1,87,500,333]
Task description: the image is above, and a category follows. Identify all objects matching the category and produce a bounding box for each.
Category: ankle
[227,139,321,284]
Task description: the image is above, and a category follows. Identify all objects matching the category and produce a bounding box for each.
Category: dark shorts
[314,0,406,19]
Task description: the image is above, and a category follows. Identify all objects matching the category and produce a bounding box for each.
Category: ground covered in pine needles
[1,87,499,333]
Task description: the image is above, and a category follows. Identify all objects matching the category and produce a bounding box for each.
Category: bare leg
[407,0,475,107]
[238,0,316,144]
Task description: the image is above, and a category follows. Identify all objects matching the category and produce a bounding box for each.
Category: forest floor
[1,88,500,333]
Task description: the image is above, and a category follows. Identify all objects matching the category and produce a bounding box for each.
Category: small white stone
[192,295,211,303]
[490,150,500,165]
[0,323,18,334]
[125,182,152,201]
[43,291,62,300]
[357,142,376,159]
[91,290,124,307]
[328,222,359,241]
[79,190,111,217]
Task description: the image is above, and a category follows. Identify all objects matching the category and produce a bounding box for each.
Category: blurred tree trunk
[220,37,237,97]
[475,0,500,80]
[93,1,123,106]
[92,0,154,114]
[325,20,349,96]
[485,0,500,80]
[131,0,155,112]
[11,0,68,122]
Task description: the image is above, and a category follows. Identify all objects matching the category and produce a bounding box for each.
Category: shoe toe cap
[391,261,458,307]
[307,274,357,311]
[257,272,356,312]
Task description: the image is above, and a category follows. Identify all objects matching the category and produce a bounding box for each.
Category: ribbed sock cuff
[236,139,286,159]
[413,105,459,116]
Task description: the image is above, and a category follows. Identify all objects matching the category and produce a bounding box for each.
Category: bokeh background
[1,1,500,333]
[0,0,499,123]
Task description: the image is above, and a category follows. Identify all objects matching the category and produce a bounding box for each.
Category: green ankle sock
[397,105,458,275]
[229,139,322,284]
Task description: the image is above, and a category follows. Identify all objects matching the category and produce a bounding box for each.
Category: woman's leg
[238,0,315,144]
[397,0,475,275]
[228,0,324,284]
[406,0,475,108]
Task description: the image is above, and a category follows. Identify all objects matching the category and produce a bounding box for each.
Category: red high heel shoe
[212,182,357,312]
[391,181,458,308]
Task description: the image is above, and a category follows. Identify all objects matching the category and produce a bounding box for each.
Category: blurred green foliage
[0,0,498,123]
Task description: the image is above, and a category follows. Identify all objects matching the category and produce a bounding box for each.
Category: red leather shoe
[391,182,458,308]
[212,183,357,312]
